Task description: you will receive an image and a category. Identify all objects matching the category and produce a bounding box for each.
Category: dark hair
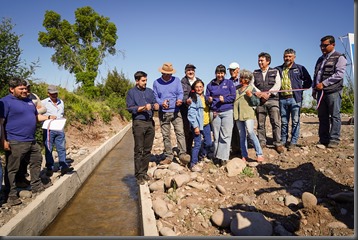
[284,48,296,55]
[215,64,226,74]
[134,71,147,81]
[189,79,205,103]
[258,52,271,64]
[321,35,335,44]
[9,77,27,89]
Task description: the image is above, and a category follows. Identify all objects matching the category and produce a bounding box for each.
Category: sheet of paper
[42,118,67,131]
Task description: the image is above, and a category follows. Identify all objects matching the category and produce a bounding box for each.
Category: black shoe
[142,174,151,181]
[61,167,74,175]
[7,196,22,206]
[16,179,31,188]
[46,168,54,177]
[136,178,145,185]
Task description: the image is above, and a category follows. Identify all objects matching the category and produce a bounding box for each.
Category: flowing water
[42,130,140,236]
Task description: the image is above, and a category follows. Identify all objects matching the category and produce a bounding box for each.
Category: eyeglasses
[320,43,332,48]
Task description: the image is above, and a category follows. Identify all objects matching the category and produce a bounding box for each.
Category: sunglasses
[320,43,332,48]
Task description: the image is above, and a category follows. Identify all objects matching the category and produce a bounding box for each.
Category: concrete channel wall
[0,123,158,236]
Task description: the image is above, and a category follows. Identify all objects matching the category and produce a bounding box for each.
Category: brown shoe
[159,158,172,165]
[275,145,284,154]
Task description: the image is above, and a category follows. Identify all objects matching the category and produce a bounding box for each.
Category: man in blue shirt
[41,85,74,177]
[0,77,54,206]
[126,71,159,185]
[153,63,191,165]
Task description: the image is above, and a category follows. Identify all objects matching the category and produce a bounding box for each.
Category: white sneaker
[191,164,202,172]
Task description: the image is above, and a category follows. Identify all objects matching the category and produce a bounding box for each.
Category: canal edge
[0,123,132,236]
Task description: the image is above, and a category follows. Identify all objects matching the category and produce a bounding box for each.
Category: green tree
[0,18,39,97]
[103,68,134,98]
[38,6,118,96]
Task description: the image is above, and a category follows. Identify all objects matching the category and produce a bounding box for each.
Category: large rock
[226,158,246,177]
[211,208,235,228]
[230,212,273,236]
[152,198,169,218]
[301,192,317,208]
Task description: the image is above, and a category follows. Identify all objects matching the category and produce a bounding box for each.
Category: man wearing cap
[180,64,203,155]
[153,62,191,165]
[41,85,74,176]
[0,77,55,206]
[228,62,241,157]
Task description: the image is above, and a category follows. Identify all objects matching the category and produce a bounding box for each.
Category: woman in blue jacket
[188,80,212,172]
[205,64,236,166]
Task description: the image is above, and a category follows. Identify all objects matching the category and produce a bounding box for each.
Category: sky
[0,0,354,98]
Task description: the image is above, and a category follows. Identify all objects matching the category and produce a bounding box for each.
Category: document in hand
[42,118,67,131]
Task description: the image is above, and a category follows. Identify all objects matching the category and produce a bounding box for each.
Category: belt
[280,94,293,99]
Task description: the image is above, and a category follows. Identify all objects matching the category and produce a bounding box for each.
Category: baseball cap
[185,64,196,70]
[228,62,240,70]
[47,85,58,94]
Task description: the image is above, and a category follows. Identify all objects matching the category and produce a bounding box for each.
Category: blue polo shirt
[0,94,38,141]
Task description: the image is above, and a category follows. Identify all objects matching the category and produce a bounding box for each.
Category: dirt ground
[0,113,354,237]
[148,114,355,237]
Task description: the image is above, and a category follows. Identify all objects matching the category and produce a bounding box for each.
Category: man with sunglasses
[312,35,347,148]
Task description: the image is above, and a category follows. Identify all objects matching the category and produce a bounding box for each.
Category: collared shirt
[41,97,64,118]
[316,50,347,87]
[126,86,157,121]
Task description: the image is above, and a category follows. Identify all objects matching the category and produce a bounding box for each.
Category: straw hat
[158,62,176,74]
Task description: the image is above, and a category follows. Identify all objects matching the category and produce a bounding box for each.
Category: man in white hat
[41,85,74,176]
[228,62,241,157]
[153,62,191,165]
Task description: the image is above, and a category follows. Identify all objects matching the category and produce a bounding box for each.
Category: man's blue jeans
[279,97,301,145]
[191,124,212,168]
[43,129,69,170]
[317,91,342,144]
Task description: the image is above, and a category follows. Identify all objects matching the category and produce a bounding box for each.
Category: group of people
[127,35,347,185]
[0,79,74,206]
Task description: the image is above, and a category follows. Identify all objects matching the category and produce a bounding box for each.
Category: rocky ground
[148,113,355,237]
[0,113,354,237]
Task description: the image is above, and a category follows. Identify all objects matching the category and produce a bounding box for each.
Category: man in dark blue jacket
[275,48,312,150]
[126,71,159,185]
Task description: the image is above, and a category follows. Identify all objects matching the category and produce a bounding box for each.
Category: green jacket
[233,85,259,121]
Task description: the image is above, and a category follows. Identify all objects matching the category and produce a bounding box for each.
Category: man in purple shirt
[0,77,54,206]
[153,62,191,165]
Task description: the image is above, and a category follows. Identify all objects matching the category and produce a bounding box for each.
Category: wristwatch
[48,115,50,119]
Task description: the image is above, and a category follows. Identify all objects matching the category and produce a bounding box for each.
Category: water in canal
[42,130,140,236]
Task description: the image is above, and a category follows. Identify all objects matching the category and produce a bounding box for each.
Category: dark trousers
[5,141,42,197]
[231,119,241,154]
[132,119,155,180]
[180,107,193,154]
